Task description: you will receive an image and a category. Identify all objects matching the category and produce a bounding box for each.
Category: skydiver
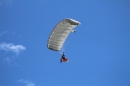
[60,52,68,63]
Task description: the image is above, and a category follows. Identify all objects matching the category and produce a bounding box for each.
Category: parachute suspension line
[59,40,66,55]
[63,39,66,52]
[60,42,65,55]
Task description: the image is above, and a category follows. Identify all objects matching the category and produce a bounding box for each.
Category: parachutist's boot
[60,59,62,63]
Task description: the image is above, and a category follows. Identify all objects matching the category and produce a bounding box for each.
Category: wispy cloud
[3,57,12,66]
[0,1,3,6]
[3,57,22,67]
[18,79,35,86]
[0,31,8,37]
[0,43,26,55]
[0,0,14,7]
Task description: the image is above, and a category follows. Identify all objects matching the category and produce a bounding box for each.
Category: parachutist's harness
[60,52,66,63]
[62,54,65,59]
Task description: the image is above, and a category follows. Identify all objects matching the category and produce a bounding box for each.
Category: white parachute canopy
[47,18,81,51]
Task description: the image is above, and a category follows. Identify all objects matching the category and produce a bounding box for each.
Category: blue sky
[0,0,130,86]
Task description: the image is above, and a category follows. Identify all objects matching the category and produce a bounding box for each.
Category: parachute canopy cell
[47,18,81,51]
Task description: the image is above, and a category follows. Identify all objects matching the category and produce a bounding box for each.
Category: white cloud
[0,43,26,55]
[18,79,35,86]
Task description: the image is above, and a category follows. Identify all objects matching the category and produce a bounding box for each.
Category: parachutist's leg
[60,59,62,63]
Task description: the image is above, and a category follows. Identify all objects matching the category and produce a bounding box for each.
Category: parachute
[47,18,81,51]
